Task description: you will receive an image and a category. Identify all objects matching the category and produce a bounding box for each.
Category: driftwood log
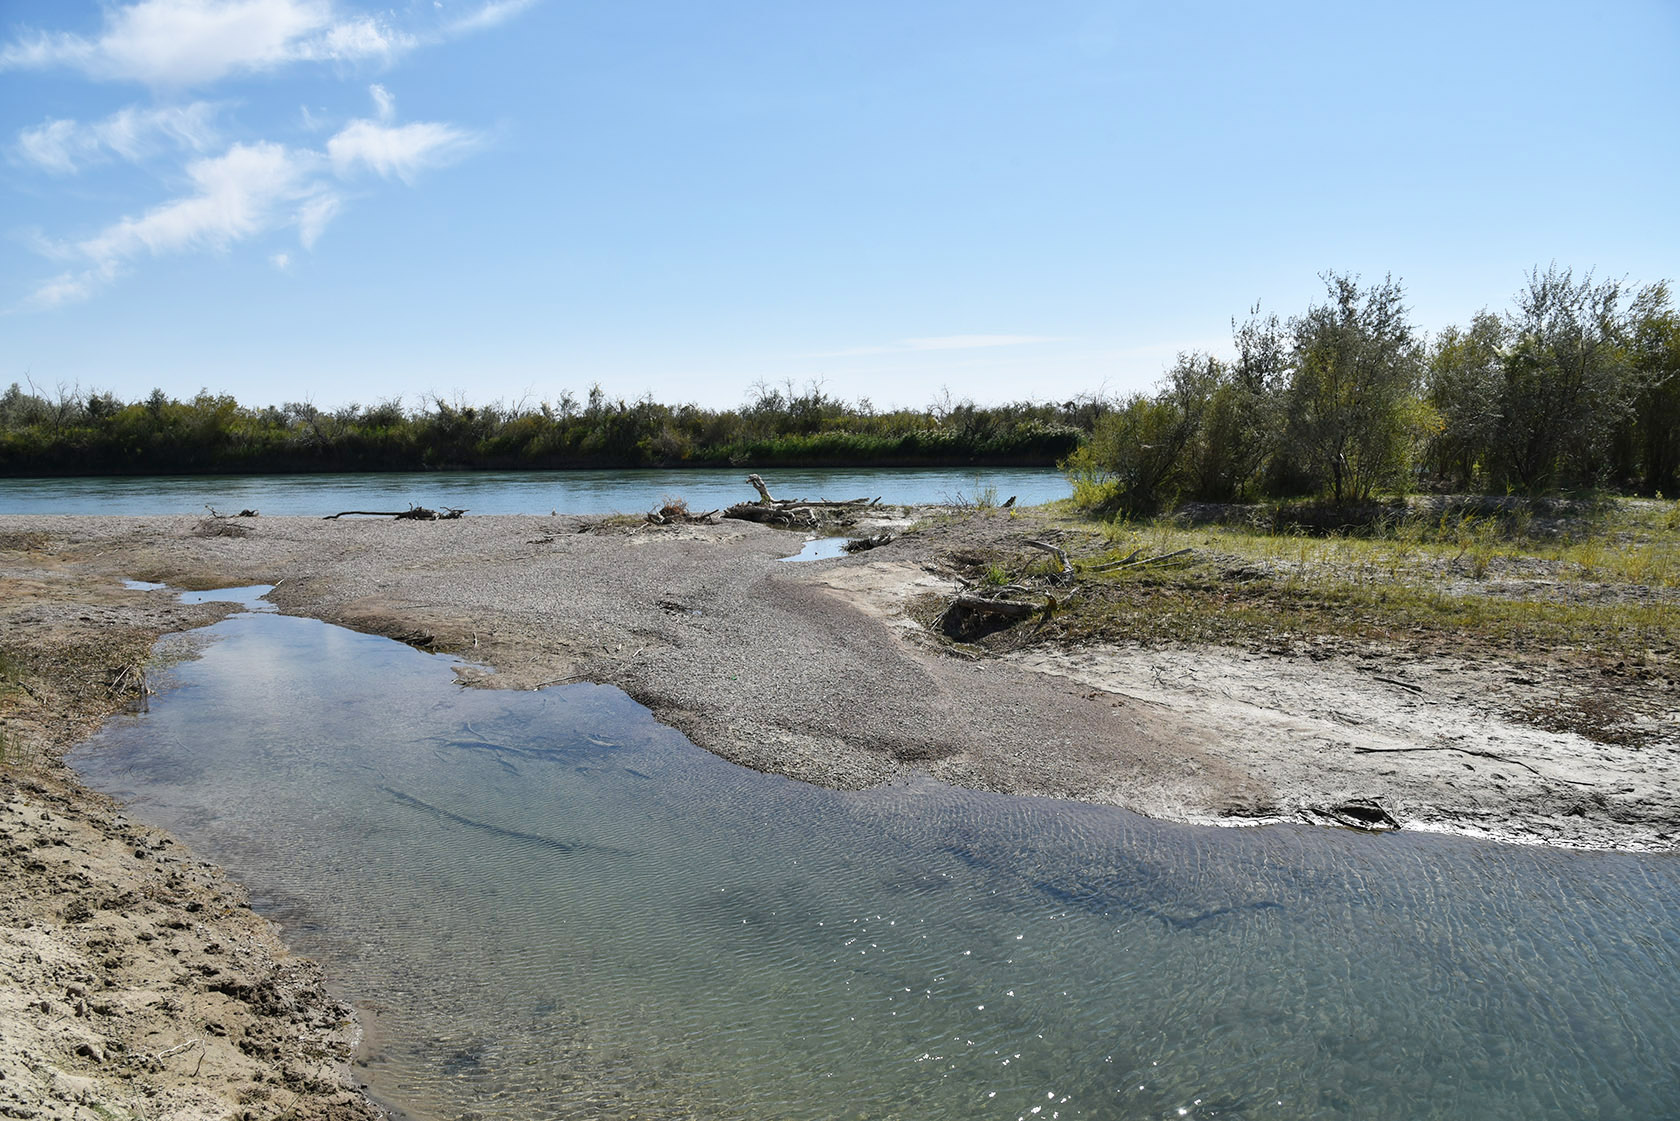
[843,533,894,553]
[949,592,1042,618]
[724,502,818,527]
[323,505,465,521]
[724,475,879,527]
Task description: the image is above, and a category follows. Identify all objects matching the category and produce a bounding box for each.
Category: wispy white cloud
[811,334,1063,358]
[27,95,481,306]
[294,192,341,248]
[443,0,541,35]
[327,117,474,183]
[369,82,395,123]
[0,0,540,86]
[0,0,411,86]
[31,141,336,307]
[270,250,291,270]
[326,85,474,182]
[15,102,221,174]
[8,2,531,305]
[904,334,1060,351]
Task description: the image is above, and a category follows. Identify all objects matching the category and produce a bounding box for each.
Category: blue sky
[2,0,1676,412]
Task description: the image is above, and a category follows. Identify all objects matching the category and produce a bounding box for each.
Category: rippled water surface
[0,466,1065,516]
[71,608,1680,1120]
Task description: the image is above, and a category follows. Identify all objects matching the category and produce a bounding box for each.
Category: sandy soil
[1,510,1675,1117]
[0,768,378,1121]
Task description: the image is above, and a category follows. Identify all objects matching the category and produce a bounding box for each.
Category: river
[0,466,1067,516]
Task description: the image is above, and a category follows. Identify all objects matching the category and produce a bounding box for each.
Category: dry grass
[914,496,1678,750]
[941,496,1680,665]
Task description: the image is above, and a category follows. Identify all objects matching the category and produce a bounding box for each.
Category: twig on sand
[1351,743,1595,786]
[1024,539,1075,584]
[531,673,591,690]
[1087,547,1194,572]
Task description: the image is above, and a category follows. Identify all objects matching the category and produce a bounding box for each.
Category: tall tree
[1425,311,1506,489]
[1281,273,1423,502]
[1626,283,1680,493]
[1188,306,1288,501]
[1494,266,1638,490]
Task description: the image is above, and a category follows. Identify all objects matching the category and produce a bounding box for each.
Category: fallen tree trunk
[723,503,817,527]
[740,474,873,509]
[948,592,1042,618]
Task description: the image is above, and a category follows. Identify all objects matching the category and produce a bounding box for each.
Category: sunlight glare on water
[69,610,1680,1121]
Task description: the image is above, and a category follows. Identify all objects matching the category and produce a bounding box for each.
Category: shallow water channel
[70,597,1680,1120]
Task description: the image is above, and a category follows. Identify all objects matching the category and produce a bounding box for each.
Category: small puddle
[178,584,276,611]
[781,536,852,562]
[124,580,277,611]
[68,600,1680,1121]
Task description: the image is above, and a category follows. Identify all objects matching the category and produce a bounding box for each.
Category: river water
[0,466,1066,516]
[69,595,1680,1121]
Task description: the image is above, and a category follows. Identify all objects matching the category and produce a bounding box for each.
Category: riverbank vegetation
[1066,266,1679,513]
[4,265,1673,495]
[933,494,1678,748]
[0,380,1088,475]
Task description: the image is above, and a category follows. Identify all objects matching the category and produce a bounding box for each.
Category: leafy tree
[1190,306,1288,501]
[1425,311,1506,489]
[1493,266,1638,490]
[1626,283,1680,493]
[1065,353,1213,515]
[1280,273,1424,502]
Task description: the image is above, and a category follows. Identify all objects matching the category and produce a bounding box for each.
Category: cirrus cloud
[0,0,538,87]
[327,118,475,183]
[0,0,408,86]
[15,102,222,174]
[809,334,1065,358]
[32,141,332,307]
[25,86,481,308]
[7,2,534,308]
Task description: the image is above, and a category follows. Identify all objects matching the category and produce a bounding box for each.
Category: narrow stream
[70,601,1680,1120]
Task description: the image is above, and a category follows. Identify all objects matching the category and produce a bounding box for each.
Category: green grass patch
[973,496,1680,665]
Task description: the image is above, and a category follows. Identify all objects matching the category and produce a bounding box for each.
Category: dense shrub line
[1067,266,1680,515]
[0,382,1088,476]
[7,265,1674,500]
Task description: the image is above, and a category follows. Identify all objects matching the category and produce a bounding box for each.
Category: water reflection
[70,612,1680,1121]
[780,536,853,562]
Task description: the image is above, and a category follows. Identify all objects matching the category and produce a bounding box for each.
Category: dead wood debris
[646,499,721,525]
[843,533,894,553]
[1024,538,1075,584]
[723,473,880,528]
[1087,547,1194,572]
[323,505,466,521]
[1351,742,1596,786]
[1307,799,1400,831]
